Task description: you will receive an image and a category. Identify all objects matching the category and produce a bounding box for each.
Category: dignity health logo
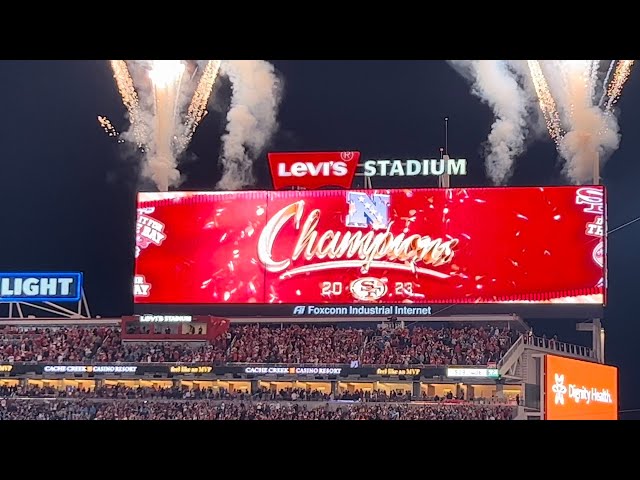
[552,372,612,405]
[552,374,568,405]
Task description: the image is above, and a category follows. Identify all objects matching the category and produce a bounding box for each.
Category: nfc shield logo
[345,192,390,230]
[350,277,387,302]
[552,373,568,405]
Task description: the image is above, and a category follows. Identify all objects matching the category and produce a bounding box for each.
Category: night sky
[0,60,637,417]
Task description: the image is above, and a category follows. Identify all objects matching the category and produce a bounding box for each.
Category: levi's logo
[278,161,348,178]
[268,151,360,190]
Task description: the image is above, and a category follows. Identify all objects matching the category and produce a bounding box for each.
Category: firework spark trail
[107,60,228,191]
[550,60,620,183]
[450,60,632,185]
[589,60,600,96]
[146,60,186,192]
[107,60,282,191]
[555,60,594,125]
[180,60,222,151]
[606,60,635,112]
[527,60,564,144]
[110,61,146,147]
[540,60,571,120]
[598,60,617,107]
[97,115,125,143]
[98,115,119,137]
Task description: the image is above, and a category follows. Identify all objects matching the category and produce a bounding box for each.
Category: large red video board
[134,187,605,309]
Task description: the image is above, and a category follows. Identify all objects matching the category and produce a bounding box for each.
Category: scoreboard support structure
[577,319,605,363]
[0,288,92,319]
[582,152,604,363]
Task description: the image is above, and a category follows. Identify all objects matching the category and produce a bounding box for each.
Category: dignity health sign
[544,355,618,420]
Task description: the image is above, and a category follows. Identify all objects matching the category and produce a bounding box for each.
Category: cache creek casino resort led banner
[133,186,605,313]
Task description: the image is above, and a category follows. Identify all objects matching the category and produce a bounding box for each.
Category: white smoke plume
[542,61,620,184]
[449,60,531,184]
[216,60,281,190]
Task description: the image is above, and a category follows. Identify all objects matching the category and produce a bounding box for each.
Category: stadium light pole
[438,118,451,189]
[594,151,603,363]
[577,151,604,363]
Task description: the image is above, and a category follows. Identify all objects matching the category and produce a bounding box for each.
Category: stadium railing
[523,335,595,359]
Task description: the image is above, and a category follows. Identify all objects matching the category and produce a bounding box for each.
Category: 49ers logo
[350,277,387,302]
[268,151,360,190]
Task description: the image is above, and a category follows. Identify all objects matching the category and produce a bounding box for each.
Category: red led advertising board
[134,187,605,316]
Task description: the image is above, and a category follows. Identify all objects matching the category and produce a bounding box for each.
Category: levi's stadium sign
[267,151,467,190]
[133,187,605,311]
[139,314,192,323]
[363,158,467,177]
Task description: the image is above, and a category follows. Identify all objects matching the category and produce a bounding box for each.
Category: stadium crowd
[361,325,517,365]
[0,326,230,364]
[0,399,516,420]
[228,324,364,363]
[0,324,518,365]
[0,384,418,402]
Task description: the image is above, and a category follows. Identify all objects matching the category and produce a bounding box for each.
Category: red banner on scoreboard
[134,187,605,306]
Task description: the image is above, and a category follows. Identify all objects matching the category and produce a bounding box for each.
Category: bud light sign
[0,272,83,303]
